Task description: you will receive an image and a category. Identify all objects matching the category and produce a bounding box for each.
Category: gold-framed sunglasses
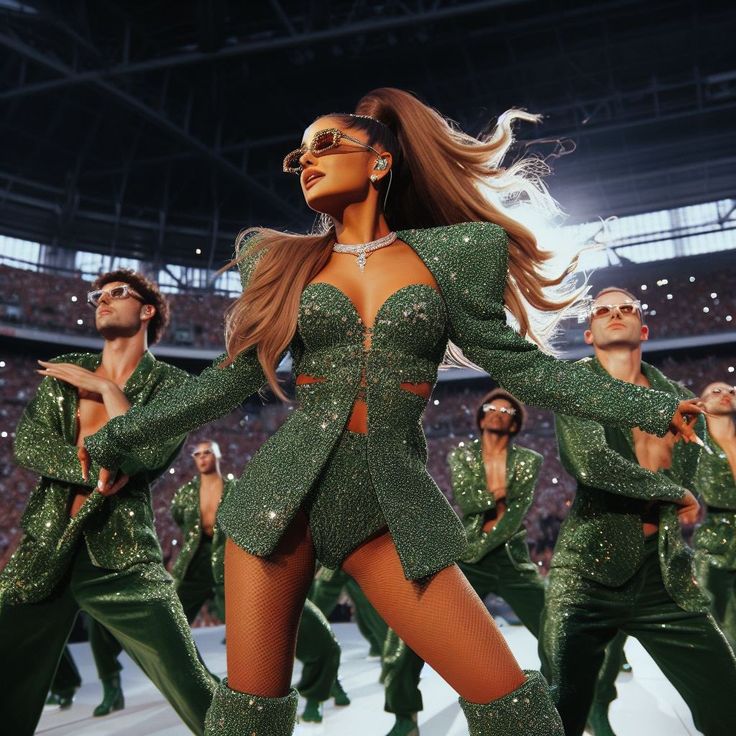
[87,284,145,308]
[482,403,517,416]
[283,128,386,175]
[589,300,642,320]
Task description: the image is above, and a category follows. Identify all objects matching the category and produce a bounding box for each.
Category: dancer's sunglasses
[87,284,145,308]
[283,128,384,175]
[589,300,642,320]
[482,403,517,416]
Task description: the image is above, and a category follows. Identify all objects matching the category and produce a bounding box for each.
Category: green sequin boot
[331,677,351,706]
[301,698,323,723]
[587,701,617,736]
[93,673,125,717]
[459,671,563,736]
[204,680,298,735]
[386,713,419,735]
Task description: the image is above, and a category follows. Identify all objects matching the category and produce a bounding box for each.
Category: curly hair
[475,388,526,437]
[91,269,170,344]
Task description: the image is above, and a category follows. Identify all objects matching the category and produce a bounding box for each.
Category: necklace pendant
[357,251,367,271]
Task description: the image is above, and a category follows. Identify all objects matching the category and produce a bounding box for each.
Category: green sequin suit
[0,351,216,736]
[539,357,736,736]
[84,222,688,734]
[171,475,235,623]
[383,441,547,716]
[694,432,736,644]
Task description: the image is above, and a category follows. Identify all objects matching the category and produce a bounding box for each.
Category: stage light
[727,315,733,322]
[642,303,649,310]
[76,318,84,325]
[195,248,202,255]
[227,473,235,480]
[711,292,718,299]
[169,468,176,474]
[729,367,735,373]
[640,285,647,291]
[1,431,7,438]
[552,477,558,484]
[703,307,710,313]
[666,294,673,300]
[70,296,78,302]
[689,276,696,282]
[433,399,440,405]
[0,361,5,368]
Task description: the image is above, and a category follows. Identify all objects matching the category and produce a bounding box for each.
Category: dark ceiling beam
[0,30,298,222]
[0,0,543,98]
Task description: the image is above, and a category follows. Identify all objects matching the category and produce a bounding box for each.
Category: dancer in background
[540,287,736,736]
[84,88,701,736]
[694,381,736,646]
[0,271,216,735]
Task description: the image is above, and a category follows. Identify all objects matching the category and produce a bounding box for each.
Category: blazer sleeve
[445,222,679,437]
[85,251,268,472]
[14,377,98,487]
[555,413,687,502]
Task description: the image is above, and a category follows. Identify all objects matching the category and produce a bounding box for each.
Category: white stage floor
[37,621,700,735]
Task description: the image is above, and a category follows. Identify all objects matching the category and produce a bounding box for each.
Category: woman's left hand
[669,400,704,444]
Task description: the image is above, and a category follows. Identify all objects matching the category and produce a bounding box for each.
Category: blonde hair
[224,87,584,399]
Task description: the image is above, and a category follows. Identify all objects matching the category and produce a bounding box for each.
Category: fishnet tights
[224,515,524,702]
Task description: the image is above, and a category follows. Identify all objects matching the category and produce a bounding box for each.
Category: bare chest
[76,397,109,446]
[632,427,675,473]
[199,481,223,535]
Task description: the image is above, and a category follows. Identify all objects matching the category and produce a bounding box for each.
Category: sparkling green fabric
[694,433,736,570]
[459,670,563,736]
[450,440,542,563]
[551,358,708,609]
[85,223,680,581]
[4,351,187,605]
[204,681,297,736]
[171,476,236,586]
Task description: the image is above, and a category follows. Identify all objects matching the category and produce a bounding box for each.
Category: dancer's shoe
[93,673,125,717]
[386,713,419,735]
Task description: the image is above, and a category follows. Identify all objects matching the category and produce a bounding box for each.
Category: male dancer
[540,287,736,736]
[174,442,348,724]
[380,389,547,736]
[0,270,215,734]
[171,439,233,623]
[694,381,736,645]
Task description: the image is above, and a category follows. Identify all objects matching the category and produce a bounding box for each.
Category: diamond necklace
[333,231,397,272]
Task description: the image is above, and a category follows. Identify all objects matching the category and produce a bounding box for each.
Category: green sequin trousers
[0,543,215,736]
[204,680,298,735]
[294,599,341,702]
[459,670,563,735]
[696,554,736,647]
[540,537,736,736]
[177,537,226,623]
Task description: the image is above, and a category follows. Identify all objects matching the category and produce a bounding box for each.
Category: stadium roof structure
[1,0,734,273]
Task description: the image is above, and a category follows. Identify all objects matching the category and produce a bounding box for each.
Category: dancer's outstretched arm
[445,222,700,438]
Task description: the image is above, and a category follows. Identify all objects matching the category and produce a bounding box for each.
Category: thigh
[627,601,736,734]
[224,510,316,697]
[343,530,525,703]
[540,570,619,735]
[0,589,78,735]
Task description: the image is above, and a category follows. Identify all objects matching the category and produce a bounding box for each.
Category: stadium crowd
[2,258,735,350]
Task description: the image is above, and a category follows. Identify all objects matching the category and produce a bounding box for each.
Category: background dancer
[695,381,736,646]
[539,287,736,736]
[0,270,216,735]
[83,88,701,736]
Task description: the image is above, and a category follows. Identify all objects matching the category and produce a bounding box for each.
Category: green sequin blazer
[449,439,541,566]
[86,223,681,581]
[2,352,187,605]
[170,476,235,585]
[553,357,709,612]
[693,434,736,570]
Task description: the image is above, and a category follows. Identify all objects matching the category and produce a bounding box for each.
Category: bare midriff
[71,396,110,516]
[633,426,676,536]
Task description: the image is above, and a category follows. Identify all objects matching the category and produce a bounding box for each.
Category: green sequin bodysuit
[85,222,681,581]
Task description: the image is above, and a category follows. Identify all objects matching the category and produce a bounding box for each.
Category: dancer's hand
[675,490,700,525]
[668,400,703,444]
[96,466,128,497]
[37,361,119,400]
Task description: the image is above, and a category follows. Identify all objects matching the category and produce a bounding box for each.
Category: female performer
[83,88,700,735]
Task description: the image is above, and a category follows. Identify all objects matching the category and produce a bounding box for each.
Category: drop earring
[370,174,379,183]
